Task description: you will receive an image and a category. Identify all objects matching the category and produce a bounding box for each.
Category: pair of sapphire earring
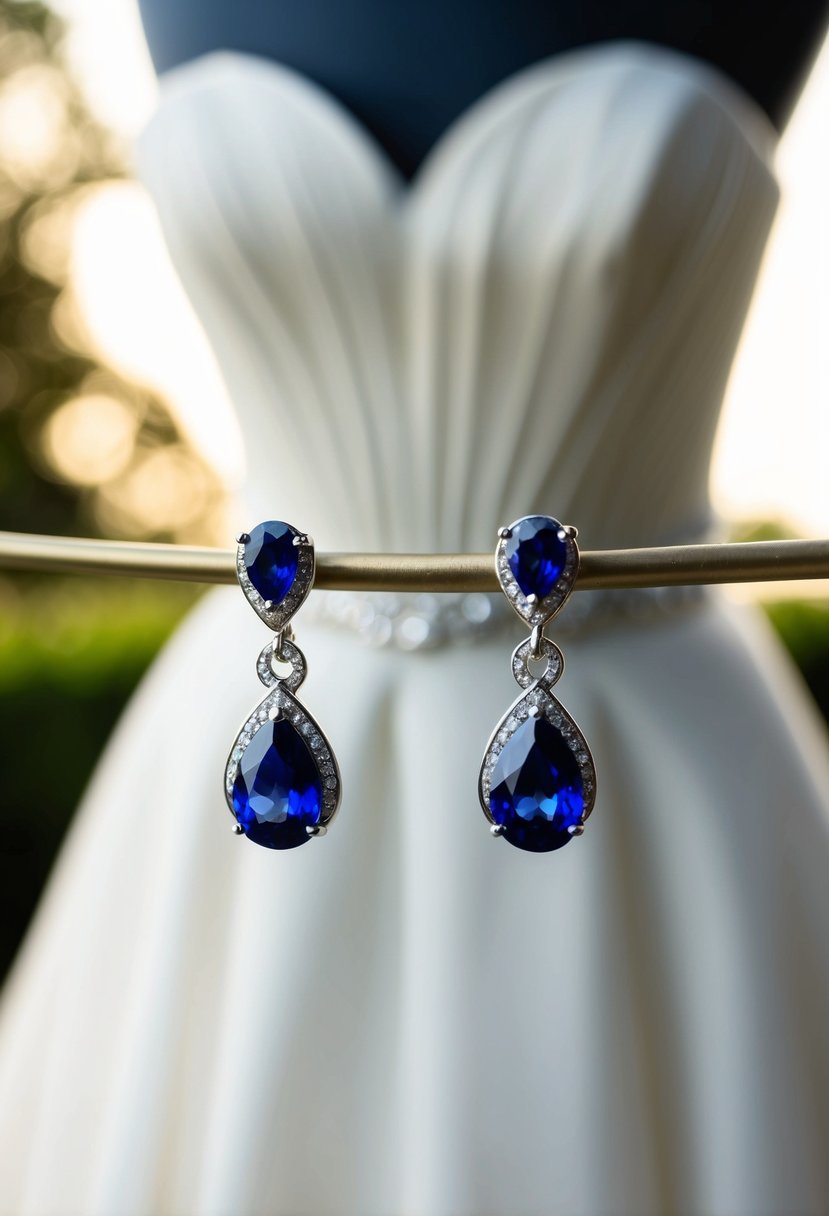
[225,516,596,853]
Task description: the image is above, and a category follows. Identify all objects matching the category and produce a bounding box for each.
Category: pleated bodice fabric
[135,43,777,552]
[1,41,829,1216]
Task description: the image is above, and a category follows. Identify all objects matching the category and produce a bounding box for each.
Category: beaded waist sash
[305,583,709,650]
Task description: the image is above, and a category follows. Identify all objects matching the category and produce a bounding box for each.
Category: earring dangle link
[224,521,341,849]
[478,515,597,852]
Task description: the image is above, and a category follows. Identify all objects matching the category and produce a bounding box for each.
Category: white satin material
[1,43,828,1216]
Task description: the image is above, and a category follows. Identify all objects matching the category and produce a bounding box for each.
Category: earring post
[0,530,827,592]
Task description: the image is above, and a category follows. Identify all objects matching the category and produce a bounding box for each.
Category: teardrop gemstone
[244,521,299,606]
[505,516,567,599]
[232,718,322,849]
[489,715,584,852]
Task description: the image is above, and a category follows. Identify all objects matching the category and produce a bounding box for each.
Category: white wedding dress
[2,41,829,1216]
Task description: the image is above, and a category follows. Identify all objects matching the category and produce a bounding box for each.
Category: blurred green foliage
[766,598,829,720]
[0,579,194,696]
[0,579,196,979]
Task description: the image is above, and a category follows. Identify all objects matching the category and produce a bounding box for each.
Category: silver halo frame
[478,679,597,832]
[496,516,579,629]
[236,523,315,633]
[224,684,342,832]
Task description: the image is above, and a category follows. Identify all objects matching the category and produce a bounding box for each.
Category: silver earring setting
[224,521,341,849]
[478,515,597,852]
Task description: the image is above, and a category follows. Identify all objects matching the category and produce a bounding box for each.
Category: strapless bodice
[136,42,777,552]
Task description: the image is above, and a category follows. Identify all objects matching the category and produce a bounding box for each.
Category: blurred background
[0,0,827,984]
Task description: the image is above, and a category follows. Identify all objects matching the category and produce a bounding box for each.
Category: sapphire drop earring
[224,521,341,848]
[478,516,597,852]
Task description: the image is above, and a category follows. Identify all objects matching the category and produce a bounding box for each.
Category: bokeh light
[41,391,138,484]
[0,62,79,190]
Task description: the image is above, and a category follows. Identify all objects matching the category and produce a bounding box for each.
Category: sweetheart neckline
[147,38,776,195]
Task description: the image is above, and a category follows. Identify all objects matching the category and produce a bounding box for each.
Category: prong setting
[235,521,315,634]
[495,514,580,629]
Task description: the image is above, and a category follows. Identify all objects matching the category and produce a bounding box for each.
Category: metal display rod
[0,530,827,592]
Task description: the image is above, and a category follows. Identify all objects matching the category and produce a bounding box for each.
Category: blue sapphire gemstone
[505,516,568,600]
[489,715,584,852]
[244,521,299,606]
[232,718,322,849]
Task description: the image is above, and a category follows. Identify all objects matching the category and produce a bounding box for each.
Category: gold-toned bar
[0,530,828,591]
[0,531,233,584]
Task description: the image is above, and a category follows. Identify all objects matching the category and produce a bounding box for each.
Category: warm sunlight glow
[65,181,243,482]
[711,34,829,537]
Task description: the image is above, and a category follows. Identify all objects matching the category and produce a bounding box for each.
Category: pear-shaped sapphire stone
[489,716,584,852]
[506,516,567,600]
[244,521,299,606]
[232,719,322,849]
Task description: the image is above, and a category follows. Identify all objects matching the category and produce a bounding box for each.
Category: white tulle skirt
[1,587,828,1215]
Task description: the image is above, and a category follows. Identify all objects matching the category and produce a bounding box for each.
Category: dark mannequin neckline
[156,42,778,196]
[137,0,829,178]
